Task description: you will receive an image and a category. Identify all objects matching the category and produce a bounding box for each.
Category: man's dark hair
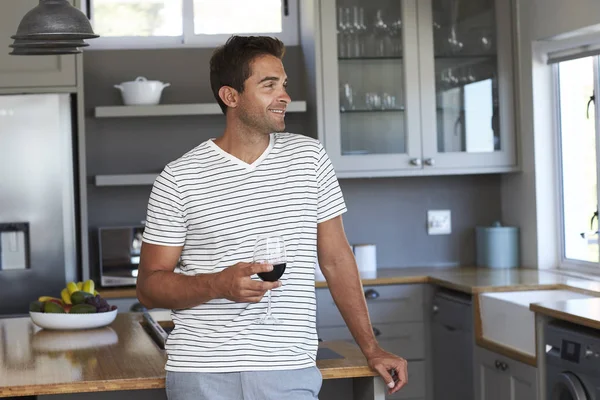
[210,35,286,114]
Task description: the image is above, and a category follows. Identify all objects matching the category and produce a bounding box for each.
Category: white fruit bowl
[30,309,118,330]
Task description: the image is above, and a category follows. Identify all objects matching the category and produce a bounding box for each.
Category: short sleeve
[315,143,347,223]
[142,165,187,246]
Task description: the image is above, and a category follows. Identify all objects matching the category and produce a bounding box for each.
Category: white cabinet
[0,0,77,88]
[474,345,538,400]
[305,0,517,178]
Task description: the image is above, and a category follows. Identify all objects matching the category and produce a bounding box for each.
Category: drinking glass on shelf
[337,7,349,57]
[382,93,396,110]
[365,92,381,110]
[340,83,355,111]
[372,9,391,57]
[350,6,367,57]
[253,235,286,324]
[388,17,403,56]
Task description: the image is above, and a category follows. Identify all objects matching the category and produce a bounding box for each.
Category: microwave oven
[98,225,144,287]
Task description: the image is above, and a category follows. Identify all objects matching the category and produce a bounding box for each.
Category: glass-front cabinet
[318,0,517,177]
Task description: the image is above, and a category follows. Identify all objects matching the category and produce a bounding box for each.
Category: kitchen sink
[479,290,594,356]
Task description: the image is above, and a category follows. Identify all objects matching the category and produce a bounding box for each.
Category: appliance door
[550,372,590,400]
[432,290,474,400]
[99,226,144,287]
[0,94,77,315]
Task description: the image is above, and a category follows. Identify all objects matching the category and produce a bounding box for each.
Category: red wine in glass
[257,263,286,282]
[253,236,286,324]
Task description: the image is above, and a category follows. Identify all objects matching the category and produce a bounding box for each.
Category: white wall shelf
[94,100,307,118]
[94,173,158,186]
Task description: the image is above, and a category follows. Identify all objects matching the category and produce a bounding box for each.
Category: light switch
[427,210,452,235]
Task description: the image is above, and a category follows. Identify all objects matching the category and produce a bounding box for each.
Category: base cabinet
[474,346,538,400]
[316,284,427,399]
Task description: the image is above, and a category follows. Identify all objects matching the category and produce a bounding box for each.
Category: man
[137,35,407,400]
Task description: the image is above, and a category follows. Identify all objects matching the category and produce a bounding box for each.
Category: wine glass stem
[266,290,272,317]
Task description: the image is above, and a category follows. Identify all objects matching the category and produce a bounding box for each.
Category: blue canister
[475,221,519,268]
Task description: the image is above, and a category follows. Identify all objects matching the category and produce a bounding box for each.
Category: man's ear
[218,86,239,109]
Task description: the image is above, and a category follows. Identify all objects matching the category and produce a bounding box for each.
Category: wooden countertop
[100,266,600,299]
[530,298,600,331]
[0,314,375,397]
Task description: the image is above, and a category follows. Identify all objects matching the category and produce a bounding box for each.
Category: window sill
[558,263,600,280]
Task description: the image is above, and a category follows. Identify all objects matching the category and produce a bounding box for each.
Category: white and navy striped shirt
[142,132,347,372]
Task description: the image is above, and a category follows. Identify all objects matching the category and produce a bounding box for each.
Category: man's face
[236,54,291,134]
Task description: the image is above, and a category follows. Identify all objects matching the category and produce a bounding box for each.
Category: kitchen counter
[530,298,600,331]
[0,314,379,398]
[99,266,600,299]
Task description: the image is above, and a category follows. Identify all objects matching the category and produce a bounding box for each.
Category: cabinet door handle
[409,158,422,166]
[373,327,381,337]
[424,158,435,166]
[443,324,457,332]
[432,304,439,314]
[364,289,380,300]
[501,362,509,371]
[495,360,502,369]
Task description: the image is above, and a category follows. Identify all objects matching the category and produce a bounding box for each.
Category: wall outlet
[427,210,451,235]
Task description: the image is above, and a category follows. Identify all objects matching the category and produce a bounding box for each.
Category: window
[555,56,600,266]
[86,0,298,49]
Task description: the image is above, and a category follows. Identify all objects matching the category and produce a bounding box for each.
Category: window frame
[85,0,299,50]
[555,55,600,274]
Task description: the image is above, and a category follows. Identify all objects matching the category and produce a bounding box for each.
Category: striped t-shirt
[142,132,347,372]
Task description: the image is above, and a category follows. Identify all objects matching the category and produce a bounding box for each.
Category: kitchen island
[0,313,386,399]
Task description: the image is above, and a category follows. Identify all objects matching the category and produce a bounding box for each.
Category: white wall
[502,0,600,269]
[531,0,600,41]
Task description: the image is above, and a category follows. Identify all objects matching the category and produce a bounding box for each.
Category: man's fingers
[389,362,408,393]
[373,365,395,390]
[245,279,281,292]
[247,262,273,275]
[245,295,266,303]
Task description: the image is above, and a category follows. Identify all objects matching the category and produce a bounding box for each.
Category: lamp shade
[11,0,99,41]
[9,46,83,56]
[10,39,89,48]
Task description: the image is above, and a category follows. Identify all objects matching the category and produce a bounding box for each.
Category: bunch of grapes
[84,295,117,313]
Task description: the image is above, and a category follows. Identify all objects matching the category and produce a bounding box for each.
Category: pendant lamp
[10,0,99,56]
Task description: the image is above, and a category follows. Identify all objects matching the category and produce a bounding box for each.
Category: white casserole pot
[114,76,171,106]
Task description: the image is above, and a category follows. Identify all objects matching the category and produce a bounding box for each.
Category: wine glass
[253,235,286,324]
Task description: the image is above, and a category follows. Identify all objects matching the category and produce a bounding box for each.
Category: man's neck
[213,121,271,165]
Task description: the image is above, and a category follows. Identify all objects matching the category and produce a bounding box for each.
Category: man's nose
[279,91,291,104]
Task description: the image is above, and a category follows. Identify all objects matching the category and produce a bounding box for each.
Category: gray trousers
[166,367,323,400]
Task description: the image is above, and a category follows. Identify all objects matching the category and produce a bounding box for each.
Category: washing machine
[546,320,600,400]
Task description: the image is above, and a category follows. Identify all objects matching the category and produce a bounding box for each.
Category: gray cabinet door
[0,0,77,88]
[507,358,538,400]
[416,0,518,171]
[474,345,538,400]
[474,346,509,400]
[431,291,473,400]
[432,322,473,400]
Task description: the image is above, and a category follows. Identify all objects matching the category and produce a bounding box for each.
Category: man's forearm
[323,251,379,357]
[137,270,219,310]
